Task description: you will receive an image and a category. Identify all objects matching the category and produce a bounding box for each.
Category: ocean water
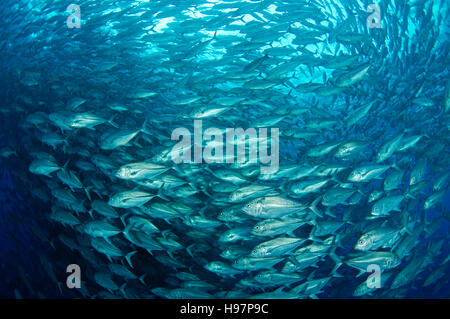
[0,0,449,299]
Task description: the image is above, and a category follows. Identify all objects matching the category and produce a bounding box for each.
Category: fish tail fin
[120,283,128,298]
[138,274,147,285]
[134,140,143,148]
[171,164,182,174]
[308,234,322,243]
[63,138,70,148]
[287,255,301,268]
[404,190,416,200]
[157,184,169,201]
[325,208,336,218]
[84,186,92,201]
[141,119,151,135]
[205,166,215,176]
[356,269,366,278]
[401,221,414,236]
[279,181,289,194]
[187,182,199,192]
[125,251,138,269]
[290,283,305,295]
[356,187,365,196]
[329,239,343,278]
[167,250,175,259]
[186,244,195,258]
[391,162,402,171]
[108,115,119,128]
[120,212,130,227]
[309,196,323,217]
[330,176,343,184]
[286,230,296,237]
[62,159,70,170]
[202,187,213,198]
[198,205,208,217]
[123,223,134,241]
[57,282,63,295]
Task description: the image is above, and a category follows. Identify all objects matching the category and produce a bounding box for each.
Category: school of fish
[0,0,448,298]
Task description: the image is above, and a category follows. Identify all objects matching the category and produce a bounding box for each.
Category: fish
[99,128,143,150]
[108,191,155,208]
[376,132,405,163]
[371,195,404,217]
[355,227,401,251]
[251,218,306,237]
[347,165,392,183]
[346,252,401,275]
[83,220,122,239]
[29,159,60,177]
[243,196,306,218]
[250,237,305,258]
[115,162,170,181]
[335,64,371,87]
[345,101,374,127]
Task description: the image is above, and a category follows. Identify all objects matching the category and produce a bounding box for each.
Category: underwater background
[0,0,449,299]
